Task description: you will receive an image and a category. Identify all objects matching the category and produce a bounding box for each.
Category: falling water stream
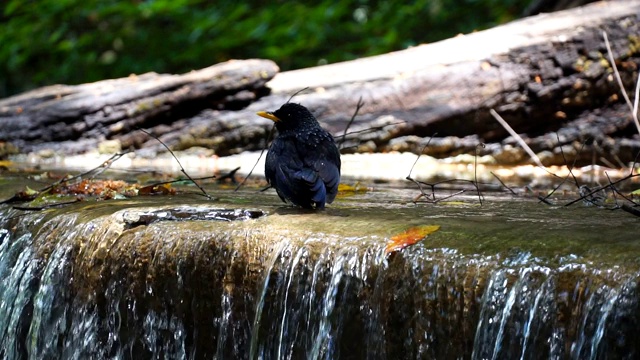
[0,183,639,359]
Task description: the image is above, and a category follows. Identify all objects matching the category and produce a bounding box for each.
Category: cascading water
[0,200,638,359]
[249,237,386,360]
[470,258,640,360]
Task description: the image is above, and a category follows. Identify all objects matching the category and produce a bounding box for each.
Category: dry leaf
[139,183,175,196]
[0,160,13,169]
[337,182,368,197]
[386,225,440,254]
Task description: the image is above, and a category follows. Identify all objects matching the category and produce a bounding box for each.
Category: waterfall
[0,204,638,359]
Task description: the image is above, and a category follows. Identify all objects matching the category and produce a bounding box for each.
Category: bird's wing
[271,163,325,208]
[312,159,340,203]
[268,132,340,208]
[302,135,341,204]
[289,167,326,204]
[266,137,301,203]
[266,136,325,208]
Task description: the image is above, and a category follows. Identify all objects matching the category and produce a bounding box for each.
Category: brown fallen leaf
[138,183,176,196]
[52,179,130,197]
[386,225,441,254]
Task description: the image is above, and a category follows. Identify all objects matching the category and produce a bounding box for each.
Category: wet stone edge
[121,206,267,229]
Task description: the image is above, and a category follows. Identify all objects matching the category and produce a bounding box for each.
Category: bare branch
[138,128,214,200]
[407,135,436,180]
[235,125,275,191]
[564,172,640,206]
[489,109,545,168]
[603,30,640,135]
[490,171,518,195]
[339,97,365,149]
[474,143,485,205]
[13,198,83,211]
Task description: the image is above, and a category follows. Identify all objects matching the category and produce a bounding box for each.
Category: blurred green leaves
[0,0,530,98]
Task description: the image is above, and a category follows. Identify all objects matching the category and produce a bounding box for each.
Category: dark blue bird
[257,103,341,209]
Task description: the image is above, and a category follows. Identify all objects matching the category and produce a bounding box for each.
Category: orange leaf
[386,225,440,254]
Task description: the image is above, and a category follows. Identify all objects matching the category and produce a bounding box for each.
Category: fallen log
[0,59,278,154]
[1,1,639,166]
[258,0,640,165]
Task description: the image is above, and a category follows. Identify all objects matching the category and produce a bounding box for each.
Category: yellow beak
[256,111,280,122]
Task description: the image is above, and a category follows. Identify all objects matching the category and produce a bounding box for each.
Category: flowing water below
[0,177,638,359]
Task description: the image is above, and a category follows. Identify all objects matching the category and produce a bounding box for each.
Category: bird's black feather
[260,103,341,209]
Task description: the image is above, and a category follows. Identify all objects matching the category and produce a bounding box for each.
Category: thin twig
[603,31,633,111]
[598,156,617,170]
[50,152,127,189]
[235,125,275,191]
[138,128,214,200]
[432,190,466,203]
[217,167,241,184]
[489,109,544,168]
[604,171,640,207]
[634,72,640,135]
[145,175,217,188]
[539,138,587,204]
[490,171,518,195]
[616,192,640,207]
[538,195,554,205]
[340,121,407,138]
[407,177,431,202]
[604,171,619,206]
[409,178,491,204]
[259,185,272,192]
[557,133,580,187]
[407,135,436,179]
[564,172,640,206]
[621,204,640,217]
[14,198,82,211]
[339,96,365,148]
[405,136,438,201]
[604,31,640,135]
[286,87,309,103]
[474,143,484,205]
[601,171,640,208]
[631,149,640,175]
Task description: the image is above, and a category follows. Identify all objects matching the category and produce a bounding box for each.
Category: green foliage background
[1,0,531,98]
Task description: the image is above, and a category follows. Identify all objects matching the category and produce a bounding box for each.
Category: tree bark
[0,59,278,154]
[1,1,639,166]
[259,0,640,166]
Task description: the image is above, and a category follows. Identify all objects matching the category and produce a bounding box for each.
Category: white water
[1,205,639,359]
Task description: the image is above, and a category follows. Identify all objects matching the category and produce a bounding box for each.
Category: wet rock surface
[120,206,266,229]
[0,182,639,359]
